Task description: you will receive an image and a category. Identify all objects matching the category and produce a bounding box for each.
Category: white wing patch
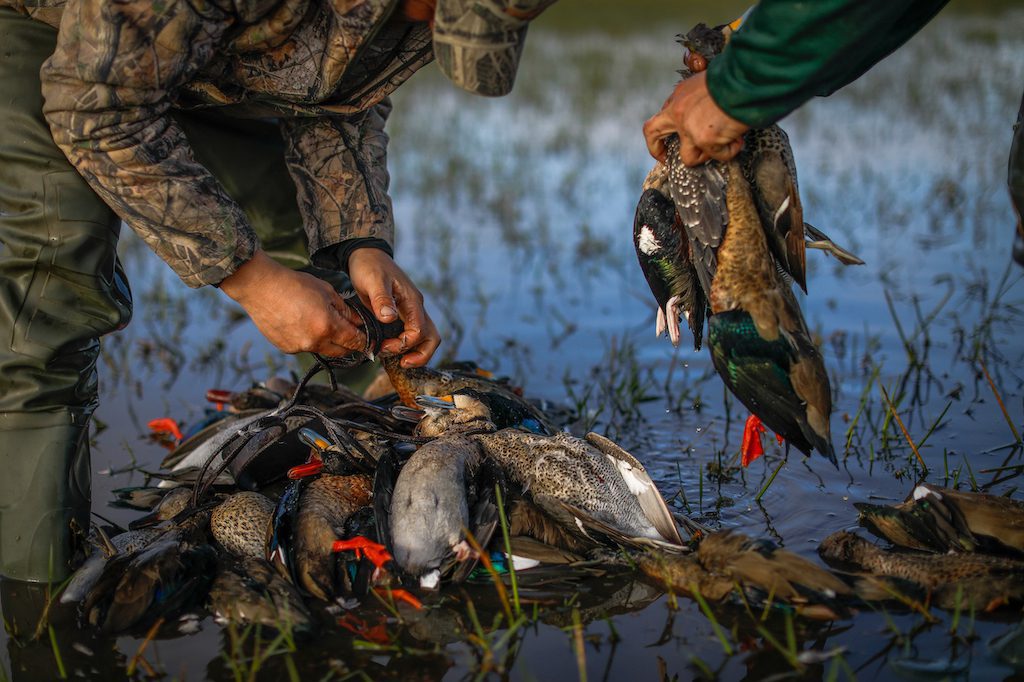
[638,226,662,255]
[607,455,652,496]
[510,555,541,571]
[913,485,940,501]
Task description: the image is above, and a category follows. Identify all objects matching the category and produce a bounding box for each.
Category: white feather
[913,485,939,501]
[638,226,661,255]
[772,195,791,228]
[607,455,652,496]
[419,570,441,590]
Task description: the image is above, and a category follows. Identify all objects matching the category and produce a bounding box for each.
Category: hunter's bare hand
[220,250,367,356]
[347,248,440,368]
[643,71,749,167]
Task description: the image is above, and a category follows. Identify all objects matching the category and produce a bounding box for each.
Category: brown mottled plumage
[856,484,1024,556]
[819,531,1024,610]
[705,163,835,459]
[474,429,683,548]
[639,530,851,620]
[211,492,275,559]
[209,556,312,632]
[293,474,373,600]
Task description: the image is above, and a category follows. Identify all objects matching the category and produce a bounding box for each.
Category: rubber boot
[0,411,91,583]
[1,576,124,680]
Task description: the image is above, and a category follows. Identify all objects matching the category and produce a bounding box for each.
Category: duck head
[413,392,497,438]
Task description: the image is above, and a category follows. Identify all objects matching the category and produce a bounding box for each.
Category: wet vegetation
[3,0,1023,679]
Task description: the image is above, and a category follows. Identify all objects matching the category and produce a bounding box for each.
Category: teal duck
[378,399,503,589]
[634,22,864,464]
[286,471,374,598]
[410,393,684,555]
[81,508,217,633]
[855,484,1024,556]
[382,355,556,434]
[210,491,275,559]
[62,487,193,607]
[819,530,1024,611]
[209,556,313,633]
[639,530,853,620]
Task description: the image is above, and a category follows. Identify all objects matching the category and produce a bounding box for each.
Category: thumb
[363,280,399,323]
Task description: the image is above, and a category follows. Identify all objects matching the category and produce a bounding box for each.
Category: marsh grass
[9,4,1022,681]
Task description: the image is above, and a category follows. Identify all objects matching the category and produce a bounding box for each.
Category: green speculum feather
[708,310,793,376]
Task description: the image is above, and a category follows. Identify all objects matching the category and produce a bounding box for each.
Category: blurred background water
[4,1,1023,679]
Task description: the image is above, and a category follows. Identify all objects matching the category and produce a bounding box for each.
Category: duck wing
[663,135,729,299]
[742,126,807,292]
[583,433,683,545]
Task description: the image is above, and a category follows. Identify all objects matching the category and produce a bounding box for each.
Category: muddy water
[3,1,1023,680]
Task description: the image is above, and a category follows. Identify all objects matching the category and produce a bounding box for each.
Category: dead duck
[210,491,275,559]
[80,507,217,633]
[706,162,836,463]
[636,23,864,466]
[414,392,684,553]
[268,474,376,601]
[855,484,1024,556]
[382,355,556,434]
[377,397,504,589]
[61,487,194,606]
[638,530,853,620]
[209,556,313,634]
[819,530,1024,611]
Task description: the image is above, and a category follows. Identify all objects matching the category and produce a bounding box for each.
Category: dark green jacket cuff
[706,0,950,128]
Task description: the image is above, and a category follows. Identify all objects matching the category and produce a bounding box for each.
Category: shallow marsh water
[3,1,1024,680]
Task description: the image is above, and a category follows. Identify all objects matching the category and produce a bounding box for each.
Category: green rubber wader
[1009,88,1024,267]
[0,8,343,581]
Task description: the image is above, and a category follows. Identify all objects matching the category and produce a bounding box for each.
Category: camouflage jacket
[4,0,434,287]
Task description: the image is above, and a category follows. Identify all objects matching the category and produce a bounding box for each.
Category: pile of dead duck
[63,355,1024,637]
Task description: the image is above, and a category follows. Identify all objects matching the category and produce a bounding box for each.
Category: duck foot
[332,536,394,570]
[741,414,767,467]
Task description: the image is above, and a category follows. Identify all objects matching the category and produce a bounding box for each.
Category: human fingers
[317,302,368,356]
[379,277,428,355]
[643,113,672,163]
[395,311,441,368]
[707,137,745,162]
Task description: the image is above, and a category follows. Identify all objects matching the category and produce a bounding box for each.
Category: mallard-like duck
[855,484,1024,556]
[634,22,864,465]
[819,530,1024,611]
[638,530,853,620]
[707,162,836,462]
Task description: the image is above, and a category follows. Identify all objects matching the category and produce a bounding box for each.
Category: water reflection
[3,2,1024,680]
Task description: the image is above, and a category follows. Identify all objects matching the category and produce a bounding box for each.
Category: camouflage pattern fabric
[2,0,433,287]
[433,0,556,97]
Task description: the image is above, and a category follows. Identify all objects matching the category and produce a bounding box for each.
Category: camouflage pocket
[11,171,131,358]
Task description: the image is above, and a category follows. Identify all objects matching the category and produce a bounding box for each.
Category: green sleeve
[706,0,950,128]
